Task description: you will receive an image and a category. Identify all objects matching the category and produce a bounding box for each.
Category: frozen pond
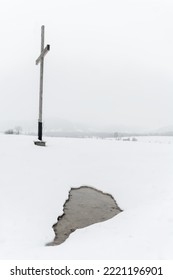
[49,186,122,246]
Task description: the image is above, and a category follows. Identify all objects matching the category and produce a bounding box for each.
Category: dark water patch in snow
[47,186,122,246]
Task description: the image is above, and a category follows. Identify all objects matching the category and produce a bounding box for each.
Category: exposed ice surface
[50,186,122,245]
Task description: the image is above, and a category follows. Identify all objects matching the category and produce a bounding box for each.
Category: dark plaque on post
[34,25,50,146]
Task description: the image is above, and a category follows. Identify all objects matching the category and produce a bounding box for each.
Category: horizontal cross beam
[35,44,50,65]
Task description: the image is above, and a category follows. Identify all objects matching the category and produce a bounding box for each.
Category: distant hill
[0,119,173,137]
[151,126,173,136]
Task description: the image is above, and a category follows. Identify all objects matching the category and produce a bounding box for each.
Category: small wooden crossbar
[36,44,50,65]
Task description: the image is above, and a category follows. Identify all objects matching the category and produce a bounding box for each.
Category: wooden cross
[34,25,50,146]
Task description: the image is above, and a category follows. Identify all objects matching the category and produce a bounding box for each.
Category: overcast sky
[0,0,173,131]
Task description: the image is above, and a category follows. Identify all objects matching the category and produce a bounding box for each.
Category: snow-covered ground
[0,134,173,259]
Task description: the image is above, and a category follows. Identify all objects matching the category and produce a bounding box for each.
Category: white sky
[0,0,173,130]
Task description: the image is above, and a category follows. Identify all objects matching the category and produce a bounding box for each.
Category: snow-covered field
[0,134,173,259]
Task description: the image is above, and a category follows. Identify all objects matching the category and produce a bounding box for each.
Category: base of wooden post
[34,140,46,146]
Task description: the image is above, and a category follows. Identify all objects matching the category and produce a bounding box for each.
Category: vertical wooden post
[38,25,45,141]
[34,25,50,146]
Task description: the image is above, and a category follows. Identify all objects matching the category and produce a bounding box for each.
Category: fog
[0,0,173,132]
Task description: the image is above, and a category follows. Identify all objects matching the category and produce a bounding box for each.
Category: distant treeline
[42,131,173,138]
